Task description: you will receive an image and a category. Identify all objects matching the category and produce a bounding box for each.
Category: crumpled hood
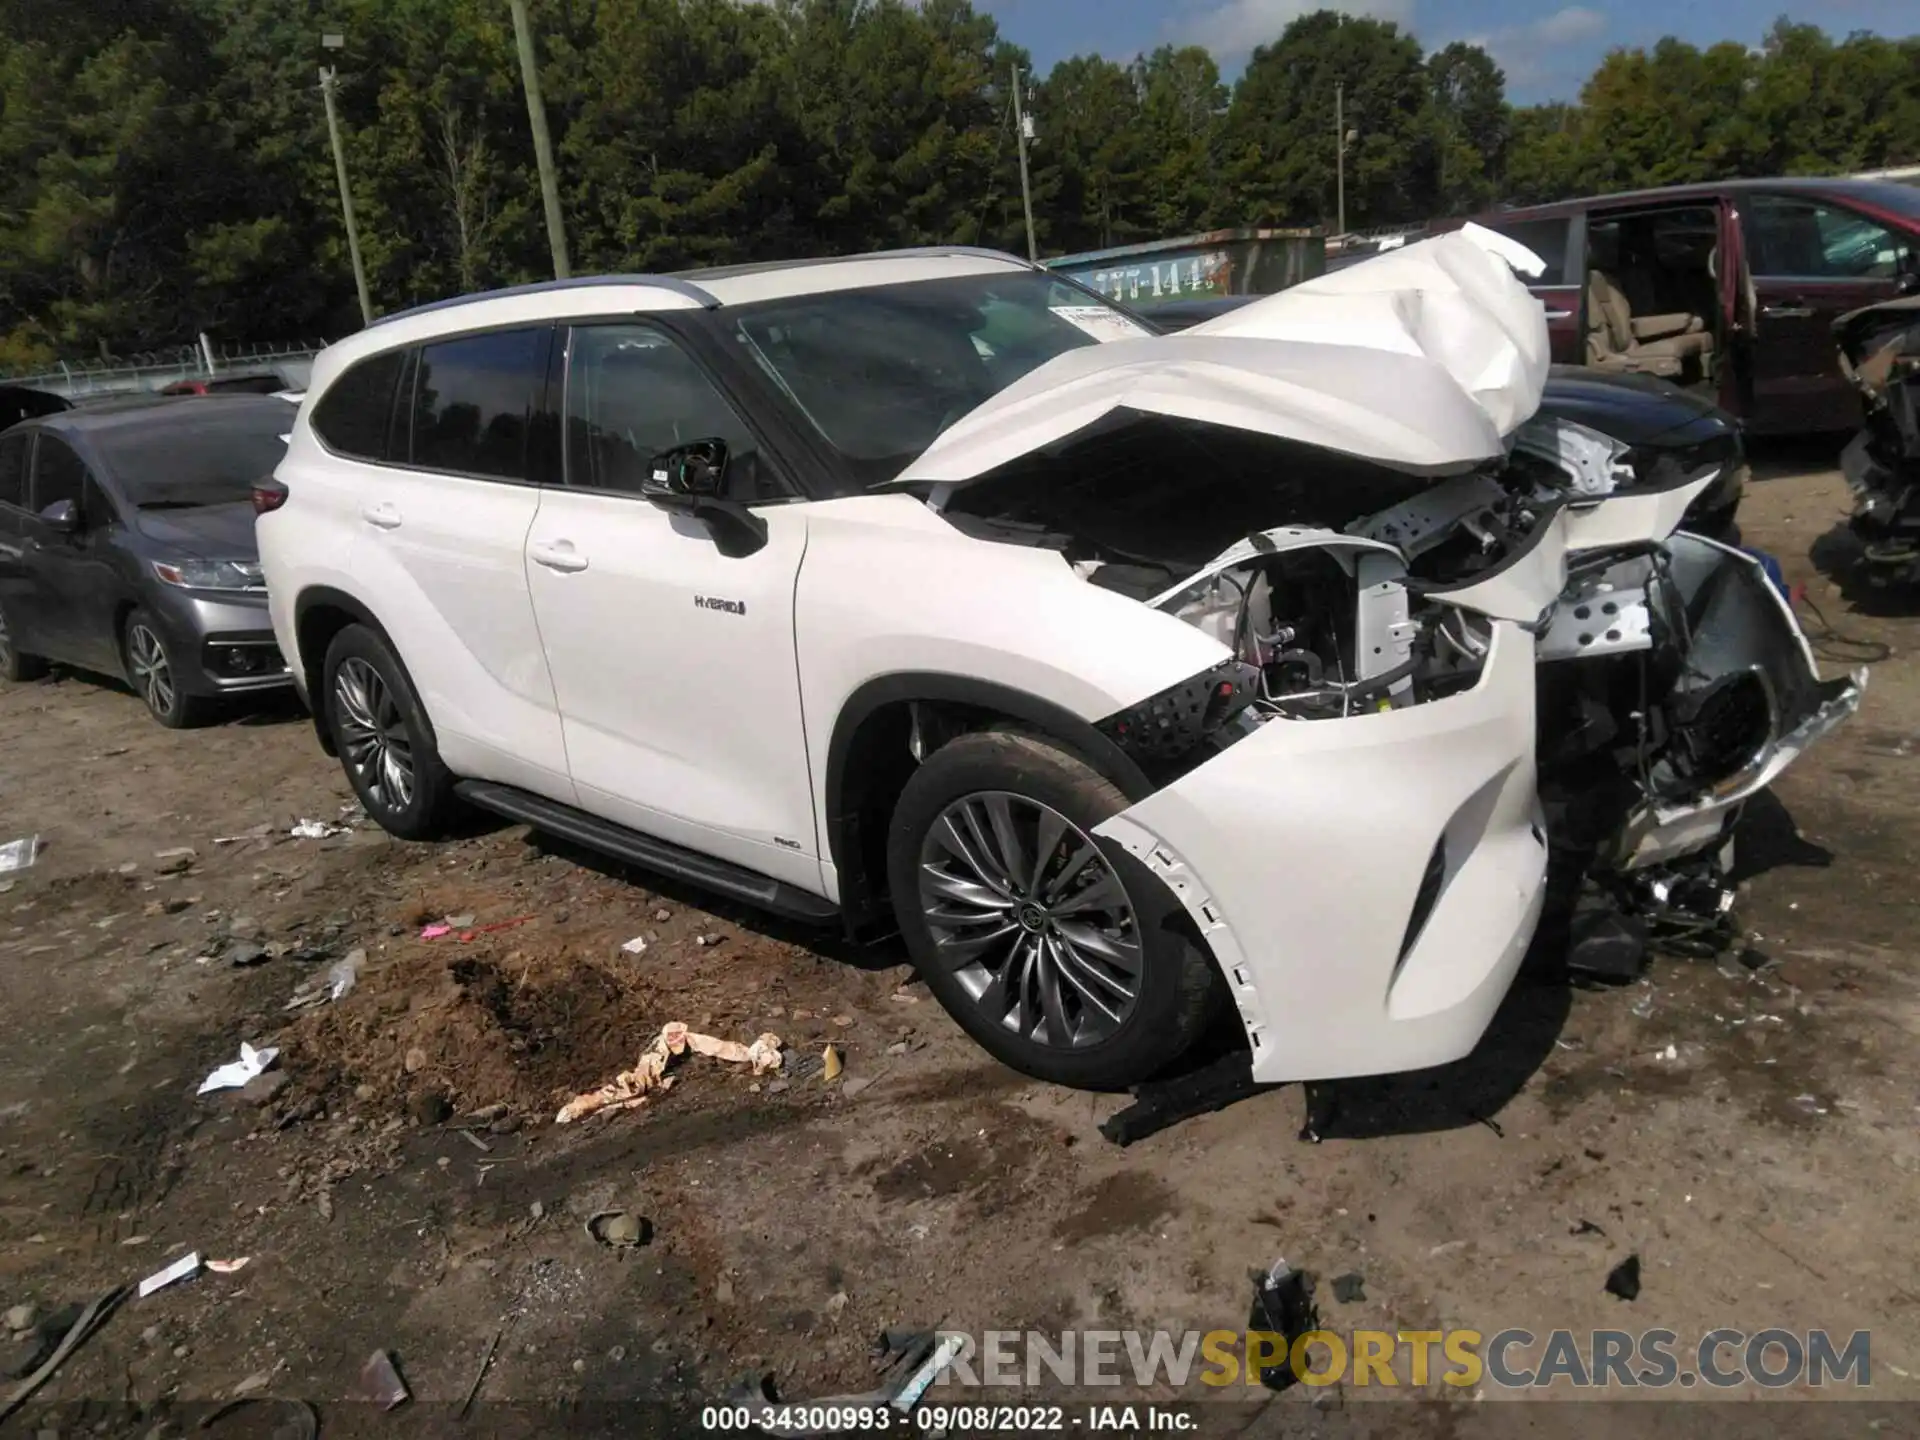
[898,225,1550,487]
[133,500,260,560]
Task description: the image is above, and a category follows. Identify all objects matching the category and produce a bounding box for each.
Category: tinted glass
[564,326,780,501]
[0,433,27,508]
[1488,218,1570,284]
[410,327,548,479]
[30,434,88,513]
[1743,196,1916,279]
[313,349,406,461]
[732,271,1134,490]
[94,405,290,508]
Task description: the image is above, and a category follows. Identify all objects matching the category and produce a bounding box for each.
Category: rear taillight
[252,479,289,516]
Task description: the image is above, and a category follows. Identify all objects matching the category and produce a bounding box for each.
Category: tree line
[1,0,1916,365]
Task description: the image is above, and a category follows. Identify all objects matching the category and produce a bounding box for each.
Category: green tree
[1427,41,1506,215]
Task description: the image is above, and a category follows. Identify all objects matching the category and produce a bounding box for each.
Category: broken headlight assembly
[1099,660,1263,770]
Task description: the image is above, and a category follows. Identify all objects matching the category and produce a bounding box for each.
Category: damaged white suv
[257,232,1860,1090]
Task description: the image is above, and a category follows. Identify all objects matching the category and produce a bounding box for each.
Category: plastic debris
[1245,1259,1319,1390]
[420,923,452,940]
[137,1253,202,1298]
[586,1211,652,1248]
[556,1023,784,1124]
[206,1258,250,1275]
[620,935,649,956]
[445,913,476,928]
[196,1043,279,1095]
[822,1045,843,1083]
[212,823,276,845]
[289,819,346,840]
[356,1349,409,1410]
[1604,1254,1642,1301]
[0,836,39,874]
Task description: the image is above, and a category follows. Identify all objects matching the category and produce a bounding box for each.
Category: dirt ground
[1,451,1917,1438]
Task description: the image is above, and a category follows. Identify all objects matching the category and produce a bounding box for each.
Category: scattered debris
[420,923,451,940]
[1330,1272,1366,1304]
[231,1370,273,1397]
[356,1349,409,1410]
[284,950,363,1010]
[556,1022,783,1123]
[1245,1260,1318,1390]
[822,1044,843,1083]
[586,1211,652,1249]
[1099,1050,1268,1145]
[459,1326,504,1419]
[1738,946,1780,972]
[0,1286,127,1425]
[620,935,648,956]
[1566,897,1648,983]
[212,823,276,845]
[206,1259,250,1275]
[197,1042,278,1095]
[1604,1254,1642,1302]
[289,819,346,840]
[1655,1043,1679,1062]
[0,836,39,874]
[653,908,672,922]
[152,847,197,875]
[1570,1219,1607,1238]
[137,1254,202,1298]
[694,932,723,948]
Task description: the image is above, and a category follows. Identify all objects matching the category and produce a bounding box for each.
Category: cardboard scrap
[556,1022,783,1124]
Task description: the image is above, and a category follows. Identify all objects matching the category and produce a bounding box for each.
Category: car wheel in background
[124,610,214,728]
[321,623,458,840]
[886,727,1222,1089]
[0,601,47,683]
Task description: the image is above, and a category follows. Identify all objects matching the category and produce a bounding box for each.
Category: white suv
[258,238,1857,1090]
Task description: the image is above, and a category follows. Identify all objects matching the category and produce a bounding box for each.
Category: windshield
[730,271,1149,490]
[96,405,290,508]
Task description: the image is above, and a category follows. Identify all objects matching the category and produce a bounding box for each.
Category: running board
[454,780,840,925]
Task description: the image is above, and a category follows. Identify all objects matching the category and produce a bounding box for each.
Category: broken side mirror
[640,438,767,559]
[37,498,78,535]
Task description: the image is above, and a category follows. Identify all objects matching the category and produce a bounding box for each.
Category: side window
[563,325,781,501]
[30,435,88,514]
[1487,218,1570,285]
[408,327,549,480]
[312,349,406,461]
[1743,196,1915,279]
[0,433,28,509]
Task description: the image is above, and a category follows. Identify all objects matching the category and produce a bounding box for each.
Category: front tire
[0,601,47,683]
[321,623,457,840]
[886,728,1220,1089]
[125,610,215,728]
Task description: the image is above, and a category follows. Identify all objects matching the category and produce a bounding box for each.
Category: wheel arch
[823,672,1153,934]
[292,586,436,758]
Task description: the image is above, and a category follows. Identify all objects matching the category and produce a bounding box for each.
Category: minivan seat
[1586,269,1713,379]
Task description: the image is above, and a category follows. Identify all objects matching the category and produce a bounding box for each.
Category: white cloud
[1175,0,1418,65]
[1464,6,1608,93]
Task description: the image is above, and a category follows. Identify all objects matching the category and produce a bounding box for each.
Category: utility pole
[1335,79,1346,239]
[508,0,571,279]
[1011,64,1038,263]
[319,50,374,328]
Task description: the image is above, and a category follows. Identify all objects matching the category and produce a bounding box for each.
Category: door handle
[360,502,402,530]
[1761,305,1813,319]
[1543,308,1574,321]
[529,540,589,574]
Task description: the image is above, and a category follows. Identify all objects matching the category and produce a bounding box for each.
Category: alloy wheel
[128,624,175,717]
[916,791,1144,1049]
[333,657,415,813]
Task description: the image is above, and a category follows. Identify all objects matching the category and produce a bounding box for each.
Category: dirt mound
[285,941,664,1119]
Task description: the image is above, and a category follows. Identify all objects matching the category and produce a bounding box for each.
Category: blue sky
[974,0,1920,103]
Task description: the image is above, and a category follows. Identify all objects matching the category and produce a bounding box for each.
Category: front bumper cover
[1095,621,1548,1084]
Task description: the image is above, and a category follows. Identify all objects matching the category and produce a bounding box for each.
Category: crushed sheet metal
[556,1023,783,1124]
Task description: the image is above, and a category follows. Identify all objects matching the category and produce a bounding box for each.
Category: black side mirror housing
[37,498,78,534]
[639,438,767,558]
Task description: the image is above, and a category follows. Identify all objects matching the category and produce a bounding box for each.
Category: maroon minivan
[1451,178,1920,434]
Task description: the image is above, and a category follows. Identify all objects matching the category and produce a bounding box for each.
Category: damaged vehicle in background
[262,232,1859,1094]
[1838,296,1920,584]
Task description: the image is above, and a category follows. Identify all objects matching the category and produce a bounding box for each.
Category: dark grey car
[0,394,294,726]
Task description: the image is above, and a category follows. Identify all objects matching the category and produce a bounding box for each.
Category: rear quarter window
[311,349,407,462]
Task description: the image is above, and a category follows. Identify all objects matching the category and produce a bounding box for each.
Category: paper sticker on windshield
[1050,305,1150,343]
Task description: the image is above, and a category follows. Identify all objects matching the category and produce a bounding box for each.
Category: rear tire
[125,610,216,728]
[0,601,47,683]
[321,623,458,840]
[886,728,1221,1090]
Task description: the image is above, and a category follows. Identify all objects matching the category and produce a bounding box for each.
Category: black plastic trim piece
[454,779,840,925]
